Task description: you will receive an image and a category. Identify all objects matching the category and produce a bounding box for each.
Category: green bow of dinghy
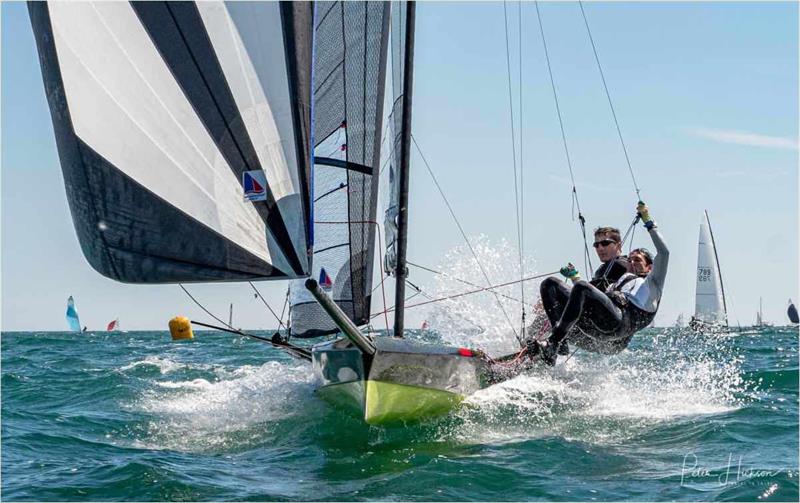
[313,337,489,425]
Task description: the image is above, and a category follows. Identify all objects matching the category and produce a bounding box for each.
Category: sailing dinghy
[65,296,81,332]
[293,1,494,424]
[30,1,492,425]
[788,300,799,324]
[755,297,772,328]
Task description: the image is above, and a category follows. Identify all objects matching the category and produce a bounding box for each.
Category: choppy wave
[2,235,797,501]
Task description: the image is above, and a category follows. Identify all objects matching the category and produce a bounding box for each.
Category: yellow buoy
[169,316,194,341]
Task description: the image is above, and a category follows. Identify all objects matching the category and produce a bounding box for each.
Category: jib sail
[383,1,409,277]
[288,1,390,337]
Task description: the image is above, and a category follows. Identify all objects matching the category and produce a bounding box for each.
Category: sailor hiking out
[531,201,669,366]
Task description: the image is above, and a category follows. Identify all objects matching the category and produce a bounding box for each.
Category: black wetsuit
[542,229,668,356]
[534,256,632,354]
[540,275,650,354]
[590,256,629,290]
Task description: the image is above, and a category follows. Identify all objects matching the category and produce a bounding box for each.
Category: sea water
[3,238,797,501]
[1,326,797,501]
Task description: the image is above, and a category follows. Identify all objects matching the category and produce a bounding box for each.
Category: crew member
[528,226,629,355]
[537,202,669,365]
[590,226,630,290]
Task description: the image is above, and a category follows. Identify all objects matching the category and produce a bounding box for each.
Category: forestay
[29,1,313,283]
[695,212,726,324]
[288,1,390,337]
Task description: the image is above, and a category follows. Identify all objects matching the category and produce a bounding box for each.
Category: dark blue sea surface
[2,327,797,501]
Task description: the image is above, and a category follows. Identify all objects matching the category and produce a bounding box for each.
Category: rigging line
[411,134,521,343]
[402,279,487,331]
[535,2,580,211]
[248,282,288,331]
[374,271,559,315]
[503,1,526,314]
[279,288,289,328]
[578,0,641,199]
[190,320,311,361]
[535,1,594,275]
[179,284,233,330]
[518,0,527,330]
[560,345,580,366]
[407,260,532,307]
[602,214,640,280]
[573,190,594,279]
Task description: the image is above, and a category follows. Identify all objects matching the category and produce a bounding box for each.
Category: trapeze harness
[569,275,655,354]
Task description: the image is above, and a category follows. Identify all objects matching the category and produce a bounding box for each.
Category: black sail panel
[289,1,390,337]
[28,1,312,283]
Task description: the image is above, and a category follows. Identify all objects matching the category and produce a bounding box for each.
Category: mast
[705,210,728,326]
[393,1,416,338]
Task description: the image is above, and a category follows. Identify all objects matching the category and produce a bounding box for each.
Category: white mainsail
[694,211,727,324]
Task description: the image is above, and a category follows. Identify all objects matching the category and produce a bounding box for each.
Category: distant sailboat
[228,303,234,328]
[691,211,727,330]
[755,297,772,328]
[107,319,120,331]
[65,296,81,332]
[788,299,799,324]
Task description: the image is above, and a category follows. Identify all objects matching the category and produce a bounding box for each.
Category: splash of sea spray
[128,360,319,452]
[415,238,752,445]
[424,235,540,355]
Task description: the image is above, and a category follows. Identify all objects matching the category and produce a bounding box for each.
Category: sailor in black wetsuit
[535,202,669,365]
[533,226,630,356]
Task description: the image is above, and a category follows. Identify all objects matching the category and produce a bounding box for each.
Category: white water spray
[424,235,540,355]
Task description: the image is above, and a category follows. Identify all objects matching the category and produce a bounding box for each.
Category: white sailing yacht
[690,211,728,331]
[755,297,772,328]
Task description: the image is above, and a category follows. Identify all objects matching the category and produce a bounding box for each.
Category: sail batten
[30,1,313,283]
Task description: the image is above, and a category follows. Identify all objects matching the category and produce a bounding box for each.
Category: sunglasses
[593,239,618,248]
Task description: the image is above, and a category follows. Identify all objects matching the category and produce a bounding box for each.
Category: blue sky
[2,1,798,331]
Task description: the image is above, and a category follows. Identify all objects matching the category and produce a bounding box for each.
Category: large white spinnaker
[694,211,727,325]
[29,1,313,283]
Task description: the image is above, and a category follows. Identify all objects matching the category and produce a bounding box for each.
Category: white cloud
[689,127,798,150]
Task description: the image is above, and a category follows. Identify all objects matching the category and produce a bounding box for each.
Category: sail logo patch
[242,170,268,202]
[319,268,333,290]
